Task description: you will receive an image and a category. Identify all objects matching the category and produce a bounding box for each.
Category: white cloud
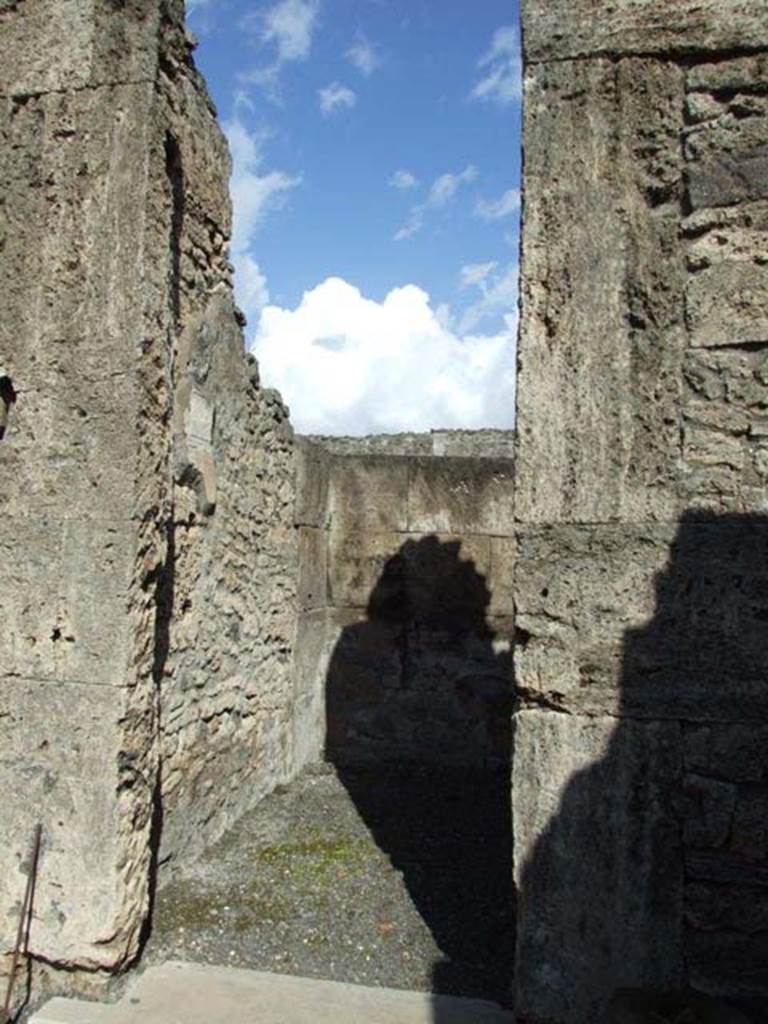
[389,169,419,190]
[458,263,519,334]
[224,116,300,324]
[237,255,271,317]
[475,187,520,221]
[459,261,497,289]
[393,210,424,242]
[427,165,478,207]
[394,165,478,241]
[251,277,516,434]
[318,82,357,116]
[347,35,379,76]
[240,0,319,99]
[470,25,521,106]
[260,0,319,62]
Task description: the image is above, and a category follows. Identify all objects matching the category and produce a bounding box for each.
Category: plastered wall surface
[293,439,516,772]
[0,0,296,1009]
[514,1,768,1021]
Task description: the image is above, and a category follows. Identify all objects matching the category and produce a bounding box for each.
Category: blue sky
[187,0,522,434]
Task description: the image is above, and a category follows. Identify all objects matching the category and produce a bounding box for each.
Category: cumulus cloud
[251,277,516,434]
[459,261,497,289]
[470,25,521,106]
[318,82,357,116]
[458,262,519,334]
[224,116,301,324]
[389,169,419,190]
[347,35,379,76]
[475,187,521,221]
[394,165,478,241]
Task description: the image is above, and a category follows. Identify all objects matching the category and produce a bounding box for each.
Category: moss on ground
[156,828,374,935]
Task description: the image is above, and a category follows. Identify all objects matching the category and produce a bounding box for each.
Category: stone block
[683,774,737,848]
[688,54,768,94]
[323,607,404,763]
[0,0,165,97]
[684,202,768,270]
[294,440,330,528]
[686,111,768,210]
[513,709,684,1024]
[683,722,768,783]
[522,0,768,63]
[686,928,768,998]
[401,533,493,630]
[515,517,768,721]
[0,81,159,521]
[488,535,516,618]
[686,262,768,347]
[407,458,514,535]
[0,680,147,967]
[686,848,768,888]
[0,515,134,687]
[292,610,332,704]
[327,457,409,532]
[515,58,685,524]
[0,370,143,520]
[297,527,327,611]
[686,881,768,934]
[327,528,404,610]
[730,787,768,862]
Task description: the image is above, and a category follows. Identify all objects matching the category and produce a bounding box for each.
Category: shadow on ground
[325,535,516,1013]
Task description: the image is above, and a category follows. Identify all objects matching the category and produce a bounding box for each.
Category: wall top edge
[522,0,768,64]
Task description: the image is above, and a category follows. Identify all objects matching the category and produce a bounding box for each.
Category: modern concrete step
[31,960,515,1024]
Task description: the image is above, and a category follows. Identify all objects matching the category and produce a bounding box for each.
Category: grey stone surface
[31,960,515,1024]
[515,516,768,722]
[513,711,684,1024]
[328,456,410,532]
[407,458,515,536]
[308,429,516,459]
[514,7,768,1021]
[522,0,768,63]
[515,56,685,525]
[0,0,297,1012]
[292,447,515,771]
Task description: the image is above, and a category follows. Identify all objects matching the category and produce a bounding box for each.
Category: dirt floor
[144,762,515,1007]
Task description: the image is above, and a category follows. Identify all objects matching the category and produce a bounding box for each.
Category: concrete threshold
[30,960,515,1024]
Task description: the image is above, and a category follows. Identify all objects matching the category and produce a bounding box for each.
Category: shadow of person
[324,535,515,1013]
[514,510,768,1024]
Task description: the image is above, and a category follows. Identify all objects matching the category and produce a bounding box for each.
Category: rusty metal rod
[3,824,42,1024]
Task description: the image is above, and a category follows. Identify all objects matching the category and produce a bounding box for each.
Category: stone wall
[0,0,297,1009]
[293,439,515,771]
[308,428,516,459]
[513,2,768,1021]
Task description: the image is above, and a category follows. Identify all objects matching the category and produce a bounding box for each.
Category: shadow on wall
[324,535,516,1012]
[515,511,768,1024]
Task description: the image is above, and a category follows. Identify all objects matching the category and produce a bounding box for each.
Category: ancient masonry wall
[0,0,297,1008]
[513,2,768,1022]
[293,438,515,771]
[307,428,516,459]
